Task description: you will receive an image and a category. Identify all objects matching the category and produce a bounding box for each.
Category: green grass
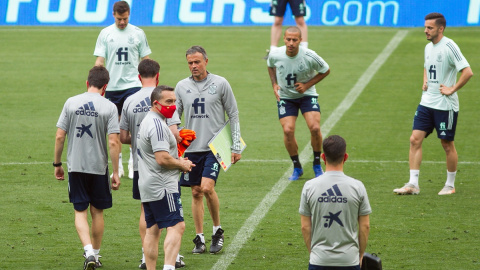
[1,26,480,269]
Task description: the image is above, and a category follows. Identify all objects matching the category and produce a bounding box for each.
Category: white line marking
[211,30,409,270]
[3,159,480,166]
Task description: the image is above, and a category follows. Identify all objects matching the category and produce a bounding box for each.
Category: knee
[309,125,320,135]
[191,186,203,199]
[409,134,422,147]
[441,140,455,153]
[201,185,215,197]
[283,126,295,138]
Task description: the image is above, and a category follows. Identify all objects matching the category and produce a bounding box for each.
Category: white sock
[93,249,100,260]
[84,244,94,258]
[300,41,308,48]
[119,153,123,169]
[142,247,145,262]
[270,45,278,51]
[163,265,175,270]
[409,170,419,186]
[213,225,221,235]
[446,171,456,187]
[197,233,205,243]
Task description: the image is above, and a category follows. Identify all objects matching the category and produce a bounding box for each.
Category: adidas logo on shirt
[75,101,98,117]
[317,184,347,203]
[133,97,151,113]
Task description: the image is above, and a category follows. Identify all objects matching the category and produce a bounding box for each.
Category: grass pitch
[1,26,480,269]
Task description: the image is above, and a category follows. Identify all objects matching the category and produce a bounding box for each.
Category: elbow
[109,136,120,150]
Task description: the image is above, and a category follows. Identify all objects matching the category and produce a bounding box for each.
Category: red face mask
[154,100,176,118]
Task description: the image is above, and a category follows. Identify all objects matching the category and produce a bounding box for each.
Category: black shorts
[179,151,220,187]
[277,96,321,119]
[143,193,184,229]
[270,0,306,17]
[68,170,112,211]
[412,104,458,141]
[105,87,142,116]
[133,171,140,200]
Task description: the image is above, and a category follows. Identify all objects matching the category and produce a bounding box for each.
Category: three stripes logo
[133,97,151,113]
[317,184,347,203]
[75,101,98,117]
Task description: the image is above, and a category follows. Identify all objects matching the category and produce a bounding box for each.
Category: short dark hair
[138,59,160,78]
[150,85,175,106]
[425,12,446,28]
[186,45,208,60]
[322,135,346,165]
[285,26,302,37]
[88,66,109,89]
[113,1,130,14]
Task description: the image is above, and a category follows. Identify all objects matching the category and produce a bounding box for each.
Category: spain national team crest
[298,62,306,72]
[208,85,217,95]
[128,35,134,44]
[436,54,443,62]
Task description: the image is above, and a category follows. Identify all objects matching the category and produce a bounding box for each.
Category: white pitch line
[4,159,480,166]
[211,29,409,270]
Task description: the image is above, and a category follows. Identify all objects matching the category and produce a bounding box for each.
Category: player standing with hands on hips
[267,26,330,181]
[170,45,242,255]
[394,12,473,196]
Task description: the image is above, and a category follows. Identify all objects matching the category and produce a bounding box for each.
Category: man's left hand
[439,84,455,96]
[231,153,241,164]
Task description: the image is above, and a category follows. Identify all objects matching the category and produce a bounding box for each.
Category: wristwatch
[53,162,62,167]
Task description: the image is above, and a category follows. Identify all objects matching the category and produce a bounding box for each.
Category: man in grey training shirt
[170,45,242,255]
[120,59,186,269]
[137,85,195,270]
[299,135,371,270]
[54,66,121,270]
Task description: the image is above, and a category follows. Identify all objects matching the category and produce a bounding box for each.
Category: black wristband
[53,162,62,167]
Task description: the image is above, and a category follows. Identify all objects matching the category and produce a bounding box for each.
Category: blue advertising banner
[1,0,479,27]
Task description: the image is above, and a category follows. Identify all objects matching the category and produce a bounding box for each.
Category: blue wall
[1,0,479,27]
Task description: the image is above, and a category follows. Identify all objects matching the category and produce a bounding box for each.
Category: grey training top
[299,171,372,267]
[137,111,180,202]
[56,92,119,175]
[120,87,155,171]
[170,73,242,153]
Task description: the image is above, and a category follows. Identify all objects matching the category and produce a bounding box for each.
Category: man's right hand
[180,158,195,173]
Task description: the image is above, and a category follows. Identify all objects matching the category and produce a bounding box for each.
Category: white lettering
[179,0,206,23]
[152,0,167,23]
[343,1,362,25]
[250,0,272,23]
[212,0,245,23]
[74,0,108,23]
[467,0,480,24]
[37,0,71,23]
[366,1,399,25]
[322,1,341,26]
[6,0,32,23]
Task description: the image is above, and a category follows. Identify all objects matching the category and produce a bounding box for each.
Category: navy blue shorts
[308,264,360,270]
[133,171,140,200]
[278,96,321,119]
[270,0,306,17]
[105,87,142,116]
[179,151,220,187]
[143,193,184,229]
[68,170,112,211]
[412,104,458,141]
